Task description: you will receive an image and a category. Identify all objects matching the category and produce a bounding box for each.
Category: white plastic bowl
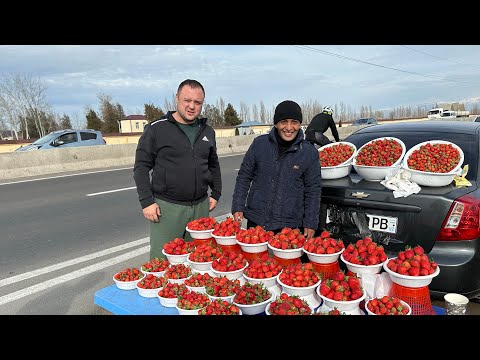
[167,276,190,285]
[207,293,236,304]
[303,247,344,264]
[236,240,268,253]
[233,293,274,315]
[277,275,321,297]
[113,273,144,290]
[243,272,279,288]
[157,294,179,308]
[162,249,190,264]
[353,137,406,181]
[187,258,213,272]
[319,141,357,180]
[267,243,303,259]
[136,284,163,298]
[185,285,207,294]
[402,140,464,187]
[264,300,312,316]
[212,234,237,246]
[383,259,440,288]
[140,268,166,278]
[316,286,366,312]
[186,227,215,239]
[176,305,207,315]
[365,298,411,315]
[211,262,248,280]
[340,253,384,275]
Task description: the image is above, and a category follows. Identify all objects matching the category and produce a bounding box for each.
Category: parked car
[15,129,106,152]
[351,117,378,126]
[473,116,480,123]
[319,121,480,300]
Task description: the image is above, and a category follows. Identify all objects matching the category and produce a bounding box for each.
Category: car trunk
[319,173,478,257]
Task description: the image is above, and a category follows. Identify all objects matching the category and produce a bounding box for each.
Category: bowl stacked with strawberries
[164,263,193,284]
[232,282,273,315]
[365,295,411,315]
[383,245,440,287]
[162,237,195,264]
[140,257,170,277]
[277,262,321,298]
[136,274,168,298]
[210,250,248,281]
[198,298,242,315]
[205,276,242,303]
[175,290,211,315]
[184,272,213,294]
[187,241,222,273]
[267,227,306,260]
[235,226,274,254]
[157,282,189,307]
[265,293,312,315]
[340,236,388,276]
[243,253,284,288]
[318,141,357,180]
[212,216,241,246]
[316,270,366,315]
[302,230,345,264]
[186,217,217,239]
[113,267,145,290]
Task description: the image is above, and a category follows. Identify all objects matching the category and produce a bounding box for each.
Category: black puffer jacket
[231,128,321,230]
[133,111,222,209]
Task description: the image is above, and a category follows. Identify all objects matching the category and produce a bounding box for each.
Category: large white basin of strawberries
[383,259,440,288]
[318,141,357,180]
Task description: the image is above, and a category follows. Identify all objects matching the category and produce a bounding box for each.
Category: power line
[292,45,480,86]
[400,45,480,68]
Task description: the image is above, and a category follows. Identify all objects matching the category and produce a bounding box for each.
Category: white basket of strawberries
[212,216,241,245]
[235,226,274,253]
[210,251,248,281]
[267,227,306,259]
[242,253,283,288]
[265,293,312,315]
[302,230,345,264]
[318,141,357,180]
[186,217,217,239]
[340,236,388,276]
[162,237,195,264]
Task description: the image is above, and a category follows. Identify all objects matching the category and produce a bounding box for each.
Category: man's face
[175,85,205,123]
[275,119,301,141]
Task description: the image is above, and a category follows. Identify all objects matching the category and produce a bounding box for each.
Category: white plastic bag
[373,272,393,298]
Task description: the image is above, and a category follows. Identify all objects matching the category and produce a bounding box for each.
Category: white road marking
[86,186,136,197]
[0,213,233,306]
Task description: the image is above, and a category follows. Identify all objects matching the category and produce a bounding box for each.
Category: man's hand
[209,197,218,211]
[233,211,244,224]
[143,203,161,223]
[304,227,315,239]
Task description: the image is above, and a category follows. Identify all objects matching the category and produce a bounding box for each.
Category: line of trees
[2,72,480,140]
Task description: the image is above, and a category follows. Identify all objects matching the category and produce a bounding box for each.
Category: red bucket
[311,261,340,280]
[194,237,215,247]
[273,255,301,268]
[218,244,243,255]
[242,250,269,263]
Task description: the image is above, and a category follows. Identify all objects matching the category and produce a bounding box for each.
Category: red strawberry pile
[278,263,321,288]
[163,237,195,255]
[164,263,192,280]
[268,293,312,315]
[243,253,283,279]
[355,138,403,167]
[187,217,217,231]
[177,291,211,310]
[141,257,170,273]
[114,267,144,282]
[367,296,410,315]
[314,308,347,315]
[211,251,247,272]
[236,225,274,244]
[303,230,345,254]
[318,271,363,301]
[233,282,272,305]
[198,299,241,315]
[268,227,306,250]
[157,283,188,299]
[137,274,167,289]
[212,217,241,237]
[188,241,222,262]
[385,245,438,276]
[184,272,213,288]
[342,236,387,266]
[205,276,241,297]
[406,142,460,173]
[319,143,355,167]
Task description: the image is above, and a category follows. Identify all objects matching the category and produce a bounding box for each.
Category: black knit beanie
[273,100,303,124]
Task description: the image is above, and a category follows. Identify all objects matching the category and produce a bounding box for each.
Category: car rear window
[347,131,478,181]
[80,132,98,141]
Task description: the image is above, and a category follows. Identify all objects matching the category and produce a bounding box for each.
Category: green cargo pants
[150,197,209,260]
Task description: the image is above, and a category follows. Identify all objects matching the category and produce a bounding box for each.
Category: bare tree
[251,104,259,122]
[239,101,250,122]
[259,101,267,124]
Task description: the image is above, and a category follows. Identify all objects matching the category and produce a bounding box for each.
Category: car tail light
[436,194,480,241]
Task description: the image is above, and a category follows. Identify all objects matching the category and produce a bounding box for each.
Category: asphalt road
[0,151,478,315]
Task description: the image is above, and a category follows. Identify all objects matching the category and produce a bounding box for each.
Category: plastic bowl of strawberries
[242,254,283,288]
[340,236,387,275]
[365,296,411,315]
[267,227,306,259]
[316,271,366,312]
[276,263,321,297]
[164,263,193,284]
[140,257,170,277]
[184,272,213,294]
[265,293,312,315]
[162,237,195,264]
[186,217,217,239]
[210,251,248,280]
[175,290,211,315]
[383,258,440,288]
[136,274,168,298]
[205,276,242,304]
[198,299,243,315]
[113,267,145,290]
[318,141,357,180]
[235,226,274,253]
[186,241,222,272]
[232,282,274,315]
[211,216,241,246]
[302,231,345,264]
[157,283,189,307]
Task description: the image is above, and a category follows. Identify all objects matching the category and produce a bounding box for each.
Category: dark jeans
[305,131,332,147]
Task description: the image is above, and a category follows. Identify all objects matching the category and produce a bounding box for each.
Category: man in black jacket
[133,79,222,259]
[305,106,340,147]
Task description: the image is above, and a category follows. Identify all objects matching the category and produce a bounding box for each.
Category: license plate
[366,214,397,234]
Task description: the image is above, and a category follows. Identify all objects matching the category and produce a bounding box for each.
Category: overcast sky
[1,45,480,121]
